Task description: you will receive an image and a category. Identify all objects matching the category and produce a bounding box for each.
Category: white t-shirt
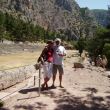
[53,45,66,65]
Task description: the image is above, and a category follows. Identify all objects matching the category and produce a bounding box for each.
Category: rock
[73,62,84,68]
[91,9,108,26]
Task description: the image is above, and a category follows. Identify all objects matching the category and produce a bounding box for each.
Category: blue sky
[76,0,109,10]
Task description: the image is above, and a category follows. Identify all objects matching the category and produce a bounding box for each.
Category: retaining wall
[0,65,37,90]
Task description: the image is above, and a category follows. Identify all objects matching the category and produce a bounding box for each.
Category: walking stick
[38,63,41,96]
[34,76,36,86]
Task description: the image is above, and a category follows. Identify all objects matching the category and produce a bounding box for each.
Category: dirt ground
[0,50,110,110]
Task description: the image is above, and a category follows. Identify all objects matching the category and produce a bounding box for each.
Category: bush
[0,11,59,42]
[0,100,4,108]
[75,38,86,56]
[69,41,77,49]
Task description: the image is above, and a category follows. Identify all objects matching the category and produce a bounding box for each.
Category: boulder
[73,62,84,68]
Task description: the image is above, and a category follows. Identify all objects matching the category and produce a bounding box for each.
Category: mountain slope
[91,9,108,26]
[0,0,98,40]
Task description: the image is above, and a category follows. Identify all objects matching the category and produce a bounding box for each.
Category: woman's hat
[46,40,53,44]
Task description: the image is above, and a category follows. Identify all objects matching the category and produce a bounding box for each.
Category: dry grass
[0,50,78,70]
[0,51,41,70]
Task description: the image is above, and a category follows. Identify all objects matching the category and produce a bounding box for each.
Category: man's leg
[58,65,64,88]
[52,74,56,87]
[59,74,62,87]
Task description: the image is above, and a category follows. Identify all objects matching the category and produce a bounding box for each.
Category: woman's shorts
[42,62,53,78]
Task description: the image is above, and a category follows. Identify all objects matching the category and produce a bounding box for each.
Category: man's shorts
[53,64,64,75]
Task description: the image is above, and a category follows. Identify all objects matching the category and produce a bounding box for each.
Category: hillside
[91,9,108,27]
[80,7,98,38]
[0,0,98,40]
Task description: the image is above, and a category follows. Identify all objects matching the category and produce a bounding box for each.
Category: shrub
[0,100,4,108]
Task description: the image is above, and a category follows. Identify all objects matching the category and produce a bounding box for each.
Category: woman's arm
[37,47,47,63]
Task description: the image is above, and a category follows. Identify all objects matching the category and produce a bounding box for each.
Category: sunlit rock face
[0,0,98,39]
[91,9,108,27]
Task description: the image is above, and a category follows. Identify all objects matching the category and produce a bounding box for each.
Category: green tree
[0,11,6,41]
[86,27,110,66]
[76,38,86,56]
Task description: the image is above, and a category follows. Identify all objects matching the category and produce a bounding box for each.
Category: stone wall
[0,65,37,90]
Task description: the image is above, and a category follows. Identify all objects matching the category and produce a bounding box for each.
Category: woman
[38,40,54,90]
[102,55,108,69]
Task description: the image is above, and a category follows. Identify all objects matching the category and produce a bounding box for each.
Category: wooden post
[34,76,36,86]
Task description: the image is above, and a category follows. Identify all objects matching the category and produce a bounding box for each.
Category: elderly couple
[38,38,66,90]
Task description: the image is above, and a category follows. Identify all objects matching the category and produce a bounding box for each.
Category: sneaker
[50,84,56,89]
[41,84,45,91]
[59,85,64,88]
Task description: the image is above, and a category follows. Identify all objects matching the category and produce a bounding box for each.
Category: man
[51,38,66,88]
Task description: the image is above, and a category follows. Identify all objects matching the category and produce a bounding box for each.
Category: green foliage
[0,11,58,42]
[69,40,77,49]
[86,26,110,67]
[95,27,109,38]
[76,38,86,55]
[80,7,88,18]
[0,11,6,41]
[0,100,4,108]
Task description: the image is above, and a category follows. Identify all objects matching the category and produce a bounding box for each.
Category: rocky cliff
[91,9,108,27]
[80,7,98,38]
[0,0,98,39]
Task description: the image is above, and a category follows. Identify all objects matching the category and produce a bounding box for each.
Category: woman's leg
[44,77,49,87]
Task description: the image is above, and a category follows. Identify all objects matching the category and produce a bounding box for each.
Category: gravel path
[1,50,110,110]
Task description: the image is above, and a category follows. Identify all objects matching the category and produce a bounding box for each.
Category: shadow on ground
[0,108,9,110]
[13,87,110,110]
[19,87,39,94]
[14,102,47,110]
[19,86,57,94]
[54,88,110,110]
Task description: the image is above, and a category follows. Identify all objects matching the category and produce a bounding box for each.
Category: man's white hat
[98,55,101,57]
[55,38,61,43]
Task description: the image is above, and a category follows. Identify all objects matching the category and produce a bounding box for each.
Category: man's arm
[63,47,67,56]
[58,47,67,57]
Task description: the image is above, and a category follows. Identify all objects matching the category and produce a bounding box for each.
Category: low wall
[0,65,37,91]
